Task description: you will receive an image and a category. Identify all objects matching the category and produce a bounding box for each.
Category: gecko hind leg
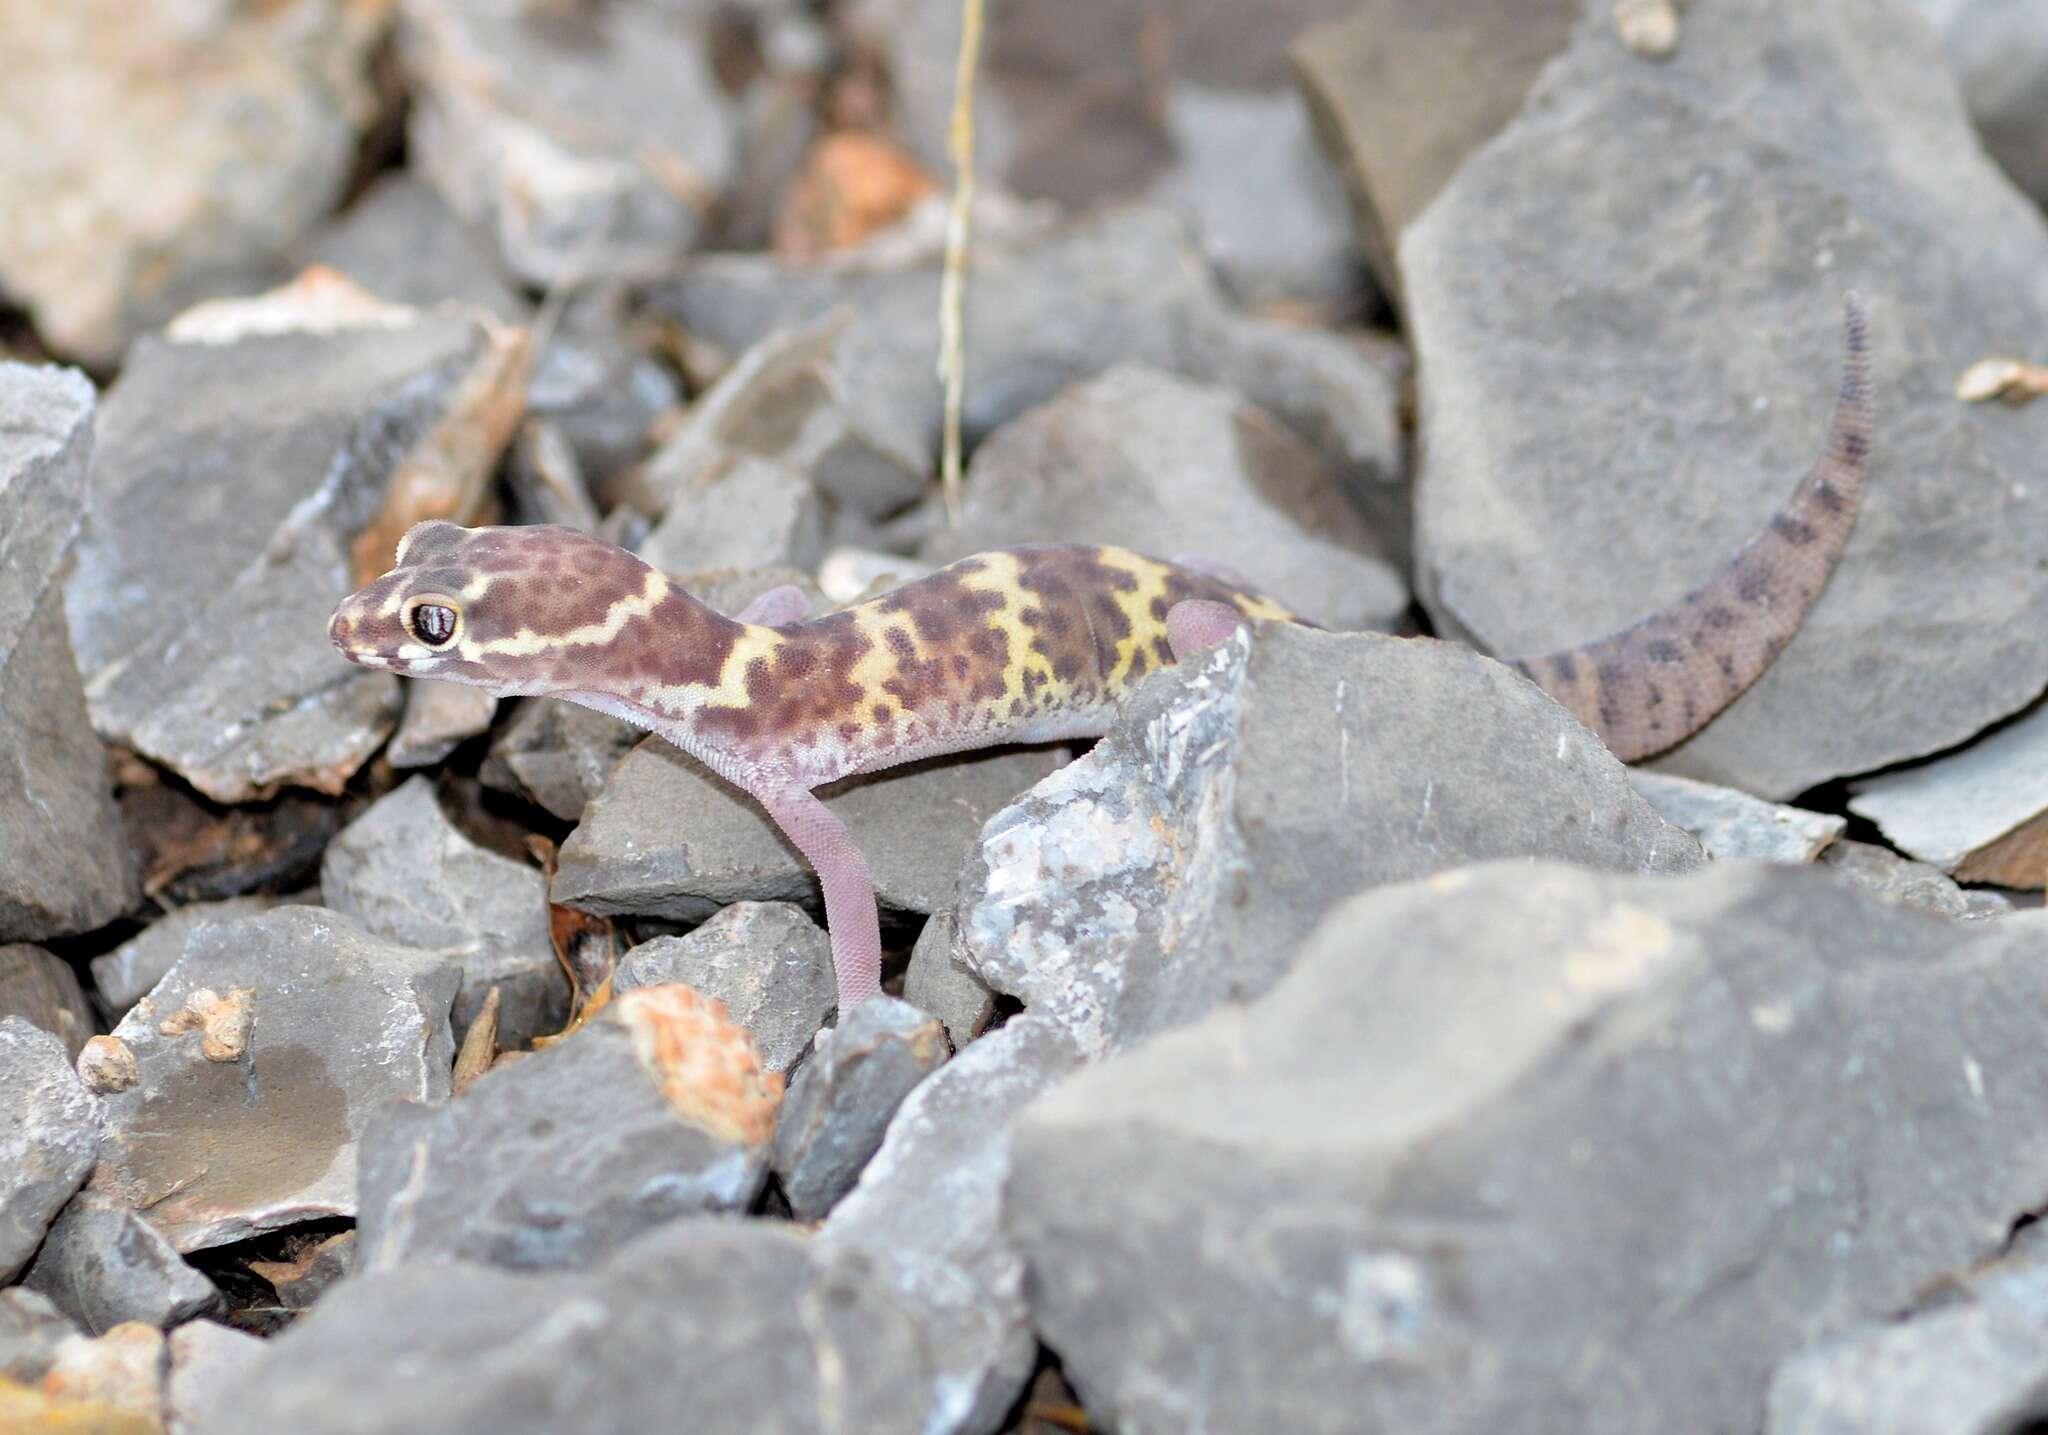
[754,783,883,1017]
[733,584,811,627]
[1166,599,1247,663]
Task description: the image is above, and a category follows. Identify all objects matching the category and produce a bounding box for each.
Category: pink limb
[734,585,811,627]
[754,783,883,1014]
[1166,599,1246,663]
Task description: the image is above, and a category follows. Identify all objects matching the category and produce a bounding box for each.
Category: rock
[1905,0,2048,209]
[1819,839,2014,920]
[38,1322,166,1426]
[1766,1240,2048,1434]
[1849,698,2048,883]
[770,996,946,1220]
[303,171,526,320]
[0,364,137,943]
[525,287,680,488]
[22,1193,219,1334]
[1629,772,1845,865]
[88,896,299,1019]
[210,1219,932,1435]
[248,1230,355,1312]
[959,626,1701,1056]
[0,944,95,1060]
[920,364,1404,631]
[0,1289,80,1383]
[397,0,735,286]
[1007,862,2048,1434]
[0,2,388,365]
[89,909,459,1253]
[0,1017,102,1283]
[384,682,500,770]
[166,1321,267,1435]
[637,452,826,577]
[819,1015,1083,1435]
[0,1375,158,1433]
[506,419,602,533]
[851,0,1363,307]
[1400,0,2048,799]
[556,738,1069,922]
[773,132,937,259]
[613,902,836,1075]
[818,547,939,606]
[1291,0,1578,300]
[480,698,643,822]
[319,776,569,1048]
[75,1038,139,1098]
[356,984,779,1273]
[648,203,1409,538]
[63,276,517,803]
[903,910,995,1049]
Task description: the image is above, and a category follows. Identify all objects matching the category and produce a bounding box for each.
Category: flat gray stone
[320,776,569,1048]
[770,995,946,1220]
[1906,0,2048,209]
[167,1320,268,1435]
[0,1288,81,1384]
[614,901,836,1075]
[903,910,995,1049]
[0,943,96,1061]
[1850,697,2048,883]
[384,681,499,770]
[919,364,1404,631]
[1819,839,2015,921]
[638,452,825,577]
[303,171,526,320]
[958,625,1702,1056]
[1629,771,1845,865]
[357,983,777,1273]
[88,895,301,1018]
[0,1017,102,1283]
[207,1219,933,1435]
[556,737,1068,922]
[1402,0,2048,798]
[22,1192,219,1333]
[89,908,459,1253]
[507,418,603,533]
[1007,862,2048,1434]
[819,1015,1083,1435]
[526,286,682,489]
[0,362,96,657]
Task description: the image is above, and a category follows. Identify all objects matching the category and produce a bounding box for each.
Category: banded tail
[1508,293,1873,762]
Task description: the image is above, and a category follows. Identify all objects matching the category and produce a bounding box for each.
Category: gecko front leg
[751,780,883,1014]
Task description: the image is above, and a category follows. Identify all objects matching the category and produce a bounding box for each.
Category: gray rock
[480,697,643,822]
[614,901,836,1075]
[22,1192,219,1333]
[356,984,779,1273]
[771,996,946,1220]
[920,363,1404,631]
[0,944,96,1060]
[1401,0,2048,799]
[506,418,603,533]
[64,284,513,803]
[526,287,680,488]
[649,203,1408,537]
[398,0,735,287]
[0,3,386,365]
[384,681,500,770]
[1905,0,2048,209]
[556,737,1069,922]
[0,1017,102,1283]
[819,1015,1083,1435]
[1007,862,2048,1434]
[0,364,137,943]
[320,776,569,1047]
[90,908,459,1253]
[88,896,301,1019]
[0,1287,81,1383]
[1629,771,1846,865]
[252,1230,356,1312]
[167,1320,268,1435]
[1766,1243,2048,1434]
[209,1219,931,1435]
[1820,839,2015,920]
[638,452,826,577]
[1849,696,2048,883]
[903,910,995,1049]
[35,1320,167,1424]
[958,625,1701,1056]
[303,171,527,320]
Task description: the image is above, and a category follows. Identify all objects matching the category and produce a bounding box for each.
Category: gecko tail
[1505,292,1873,763]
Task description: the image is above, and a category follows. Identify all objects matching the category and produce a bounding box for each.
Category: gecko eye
[406,600,459,647]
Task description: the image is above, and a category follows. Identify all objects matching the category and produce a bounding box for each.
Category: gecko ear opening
[404,596,461,648]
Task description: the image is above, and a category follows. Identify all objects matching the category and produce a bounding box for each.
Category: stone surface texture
[88,896,301,1018]
[22,1192,219,1334]
[1905,0,2048,208]
[1850,697,2048,883]
[1629,772,1846,865]
[0,1018,103,1283]
[0,944,97,1060]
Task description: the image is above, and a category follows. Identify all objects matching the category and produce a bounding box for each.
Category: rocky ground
[4,1,2048,1431]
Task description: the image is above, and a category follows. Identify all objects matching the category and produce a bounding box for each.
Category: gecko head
[328,520,672,698]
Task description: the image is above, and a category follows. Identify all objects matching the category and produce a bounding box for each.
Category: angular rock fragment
[167,1321,267,1435]
[0,1,388,365]
[385,682,499,770]
[480,698,644,823]
[90,909,459,1253]
[1629,772,1845,865]
[507,419,602,533]
[1008,863,2048,1434]
[903,910,994,1049]
[320,776,569,1047]
[556,739,1068,922]
[75,1038,139,1098]
[37,1322,166,1426]
[959,626,1701,1056]
[0,944,96,1060]
[771,996,946,1220]
[88,896,299,1019]
[0,1288,80,1383]
[214,1220,931,1435]
[64,276,517,803]
[357,985,779,1273]
[614,902,836,1075]
[0,1018,102,1283]
[303,172,526,321]
[1850,700,2048,883]
[22,1193,219,1334]
[526,287,681,488]
[921,363,1403,631]
[248,1230,356,1312]
[819,1015,1082,1435]
[1401,0,2048,797]
[1904,0,2048,209]
[1819,839,2014,921]
[637,452,825,576]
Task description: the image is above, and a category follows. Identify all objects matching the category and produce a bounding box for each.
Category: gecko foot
[1166,599,1246,663]
[734,584,811,627]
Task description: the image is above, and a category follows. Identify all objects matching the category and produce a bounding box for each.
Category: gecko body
[330,296,1871,1017]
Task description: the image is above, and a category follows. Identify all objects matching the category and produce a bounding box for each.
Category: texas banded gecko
[329,296,1871,1017]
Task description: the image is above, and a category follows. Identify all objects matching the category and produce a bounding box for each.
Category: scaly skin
[329,296,1872,1016]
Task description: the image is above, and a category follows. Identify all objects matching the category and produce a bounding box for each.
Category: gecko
[329,295,1871,1018]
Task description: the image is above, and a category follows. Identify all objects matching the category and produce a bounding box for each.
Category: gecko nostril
[328,610,353,648]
